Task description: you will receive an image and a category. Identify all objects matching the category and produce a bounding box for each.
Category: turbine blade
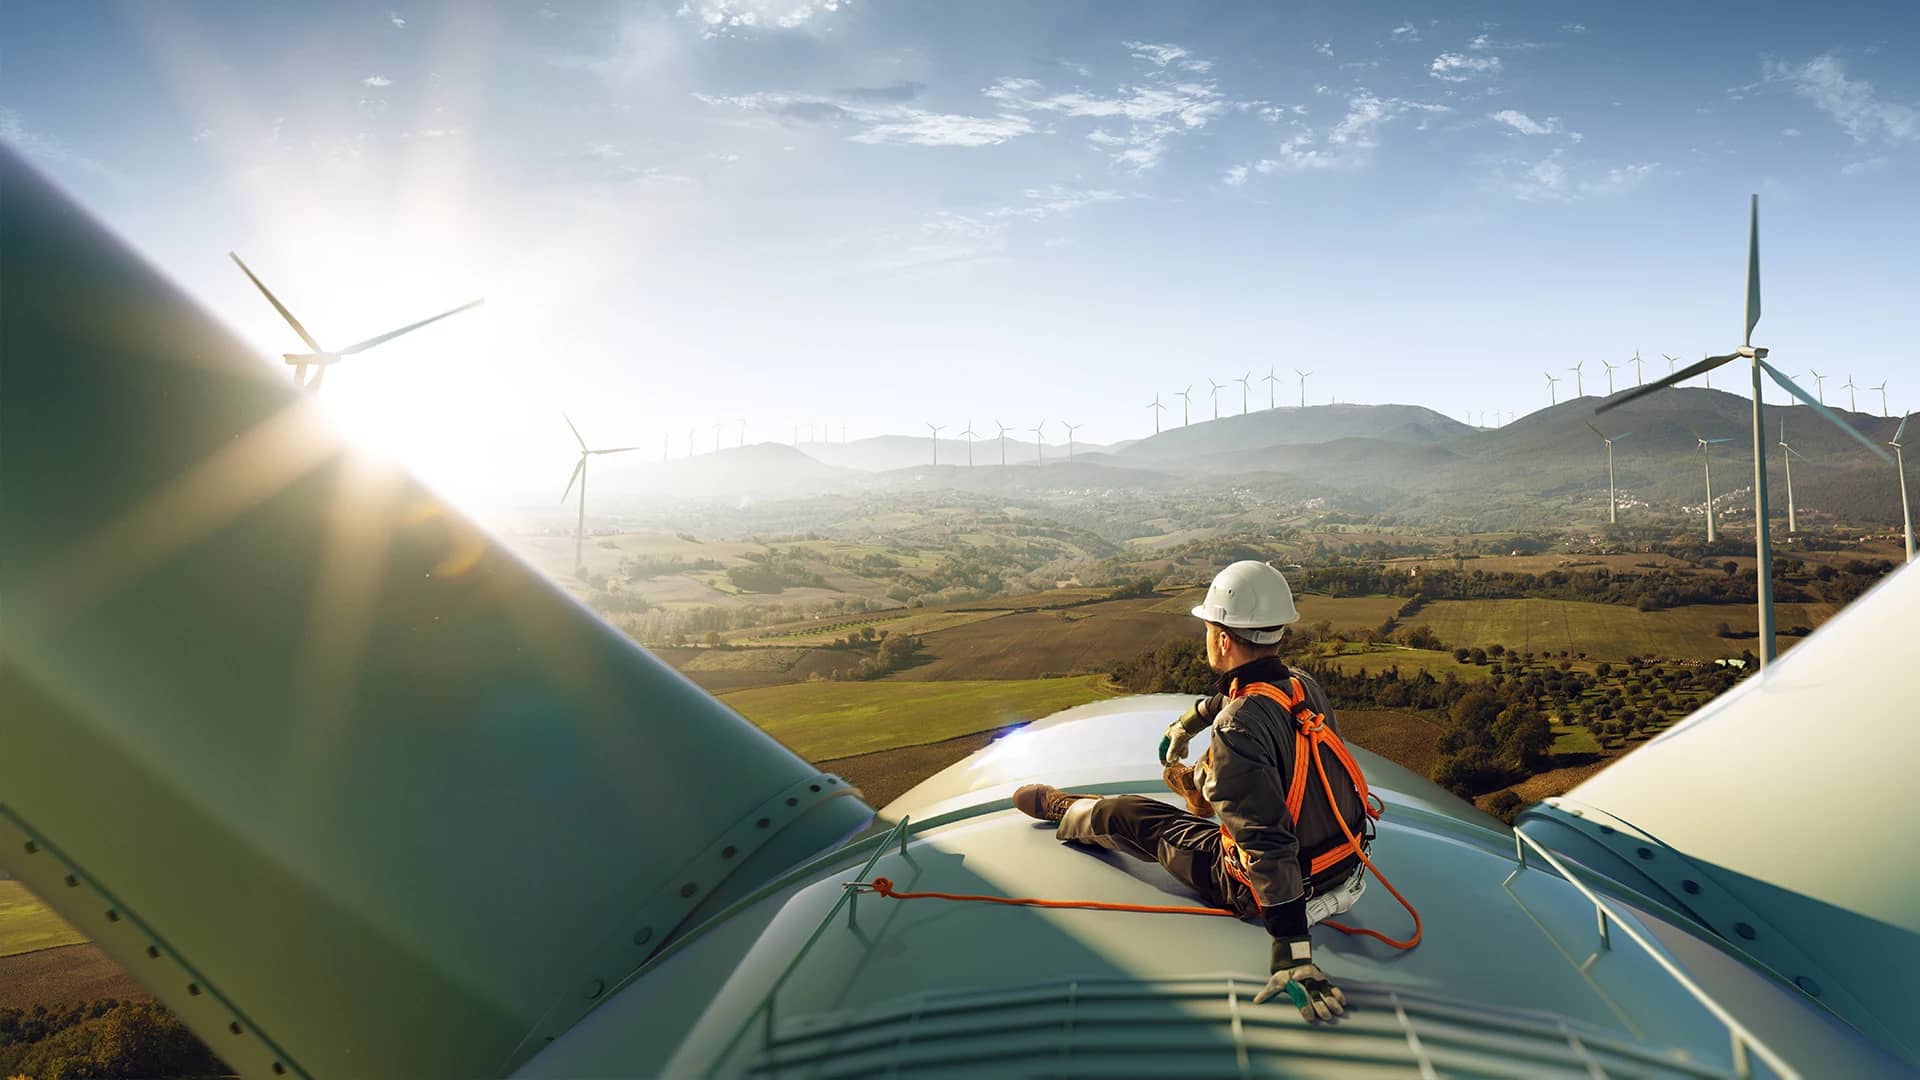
[1759,359,1892,463]
[229,252,324,354]
[306,364,326,392]
[1584,420,1605,440]
[562,411,587,450]
[1787,445,1810,462]
[1613,431,1632,441]
[592,446,642,455]
[336,298,484,355]
[561,458,584,502]
[1894,413,1910,445]
[1596,352,1739,414]
[1744,194,1761,348]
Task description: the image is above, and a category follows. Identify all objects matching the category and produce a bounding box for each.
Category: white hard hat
[1190,560,1299,643]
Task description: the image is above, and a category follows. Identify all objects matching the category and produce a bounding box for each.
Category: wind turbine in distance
[1892,413,1913,563]
[1808,369,1826,405]
[960,421,977,466]
[1843,376,1857,413]
[737,419,746,448]
[995,420,1011,465]
[1295,369,1312,408]
[1777,420,1809,534]
[1873,381,1889,417]
[1600,195,1890,667]
[1568,360,1585,398]
[1584,421,1632,525]
[228,252,482,392]
[1029,422,1046,464]
[1147,394,1165,434]
[1236,371,1252,415]
[1602,358,1620,396]
[1208,379,1224,420]
[1063,422,1082,463]
[1633,349,1645,387]
[713,422,724,454]
[1544,371,1561,406]
[1263,367,1279,409]
[1176,385,1193,427]
[926,422,945,467]
[560,413,640,574]
[1693,431,1735,543]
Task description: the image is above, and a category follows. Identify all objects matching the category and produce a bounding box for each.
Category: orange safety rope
[863,877,1238,917]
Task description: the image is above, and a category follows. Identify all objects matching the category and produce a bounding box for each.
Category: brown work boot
[1013,784,1095,822]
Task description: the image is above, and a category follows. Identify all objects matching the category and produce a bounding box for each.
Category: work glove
[1157,696,1220,765]
[1254,939,1346,1022]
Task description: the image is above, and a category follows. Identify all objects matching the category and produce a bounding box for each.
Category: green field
[0,880,86,958]
[1413,598,1831,659]
[1550,724,1601,755]
[722,675,1121,760]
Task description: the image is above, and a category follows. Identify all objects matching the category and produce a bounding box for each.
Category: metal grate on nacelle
[748,975,1740,1079]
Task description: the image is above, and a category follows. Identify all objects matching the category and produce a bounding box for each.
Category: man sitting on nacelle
[1014,560,1373,1022]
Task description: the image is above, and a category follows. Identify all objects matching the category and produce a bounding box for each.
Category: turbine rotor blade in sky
[1894,414,1910,447]
[1744,194,1761,347]
[229,251,324,354]
[336,298,485,356]
[561,457,585,503]
[1758,359,1892,463]
[1597,352,1740,414]
[562,411,587,451]
[591,446,642,455]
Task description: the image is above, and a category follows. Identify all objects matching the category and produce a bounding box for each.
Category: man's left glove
[1254,939,1347,1022]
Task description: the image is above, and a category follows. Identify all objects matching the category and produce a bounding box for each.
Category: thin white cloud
[1124,41,1213,73]
[696,89,1032,148]
[1763,54,1918,144]
[1431,53,1502,82]
[1390,23,1421,43]
[1495,149,1658,201]
[676,0,849,38]
[1562,23,1587,33]
[1223,163,1249,186]
[192,127,216,143]
[363,74,392,87]
[586,141,623,159]
[1782,127,1801,137]
[389,13,407,29]
[993,183,1123,221]
[985,42,1232,171]
[1245,92,1449,174]
[1313,41,1335,58]
[1490,109,1560,135]
[0,106,127,187]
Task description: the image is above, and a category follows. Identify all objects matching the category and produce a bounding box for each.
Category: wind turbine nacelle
[1738,346,1768,359]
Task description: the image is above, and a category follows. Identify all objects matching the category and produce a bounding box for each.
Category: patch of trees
[822,632,926,681]
[1106,638,1216,696]
[620,553,722,579]
[0,999,226,1080]
[726,550,829,594]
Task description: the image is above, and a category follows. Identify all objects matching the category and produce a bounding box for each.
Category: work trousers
[1056,794,1363,925]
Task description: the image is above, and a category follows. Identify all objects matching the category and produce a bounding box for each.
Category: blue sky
[5,1,1917,502]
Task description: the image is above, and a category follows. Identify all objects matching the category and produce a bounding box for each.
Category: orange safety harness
[855,676,1422,951]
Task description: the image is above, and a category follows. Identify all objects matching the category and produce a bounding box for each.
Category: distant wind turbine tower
[1584,422,1632,525]
[738,419,746,448]
[1601,195,1889,668]
[995,421,1011,465]
[926,422,945,467]
[1808,370,1826,405]
[1176,385,1193,427]
[1063,422,1082,463]
[1236,371,1251,415]
[1296,369,1312,408]
[1263,367,1279,409]
[560,413,640,573]
[713,422,724,454]
[1602,358,1619,396]
[1892,413,1913,563]
[228,252,482,392]
[1694,432,1735,543]
[1208,379,1224,420]
[1844,376,1857,413]
[1544,371,1561,406]
[1873,380,1889,417]
[1777,419,1809,534]
[1147,394,1165,434]
[1633,349,1645,387]
[960,421,977,466]
[1568,360,1585,398]
[1029,422,1046,464]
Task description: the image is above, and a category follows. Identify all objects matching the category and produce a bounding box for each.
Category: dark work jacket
[1191,656,1367,941]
